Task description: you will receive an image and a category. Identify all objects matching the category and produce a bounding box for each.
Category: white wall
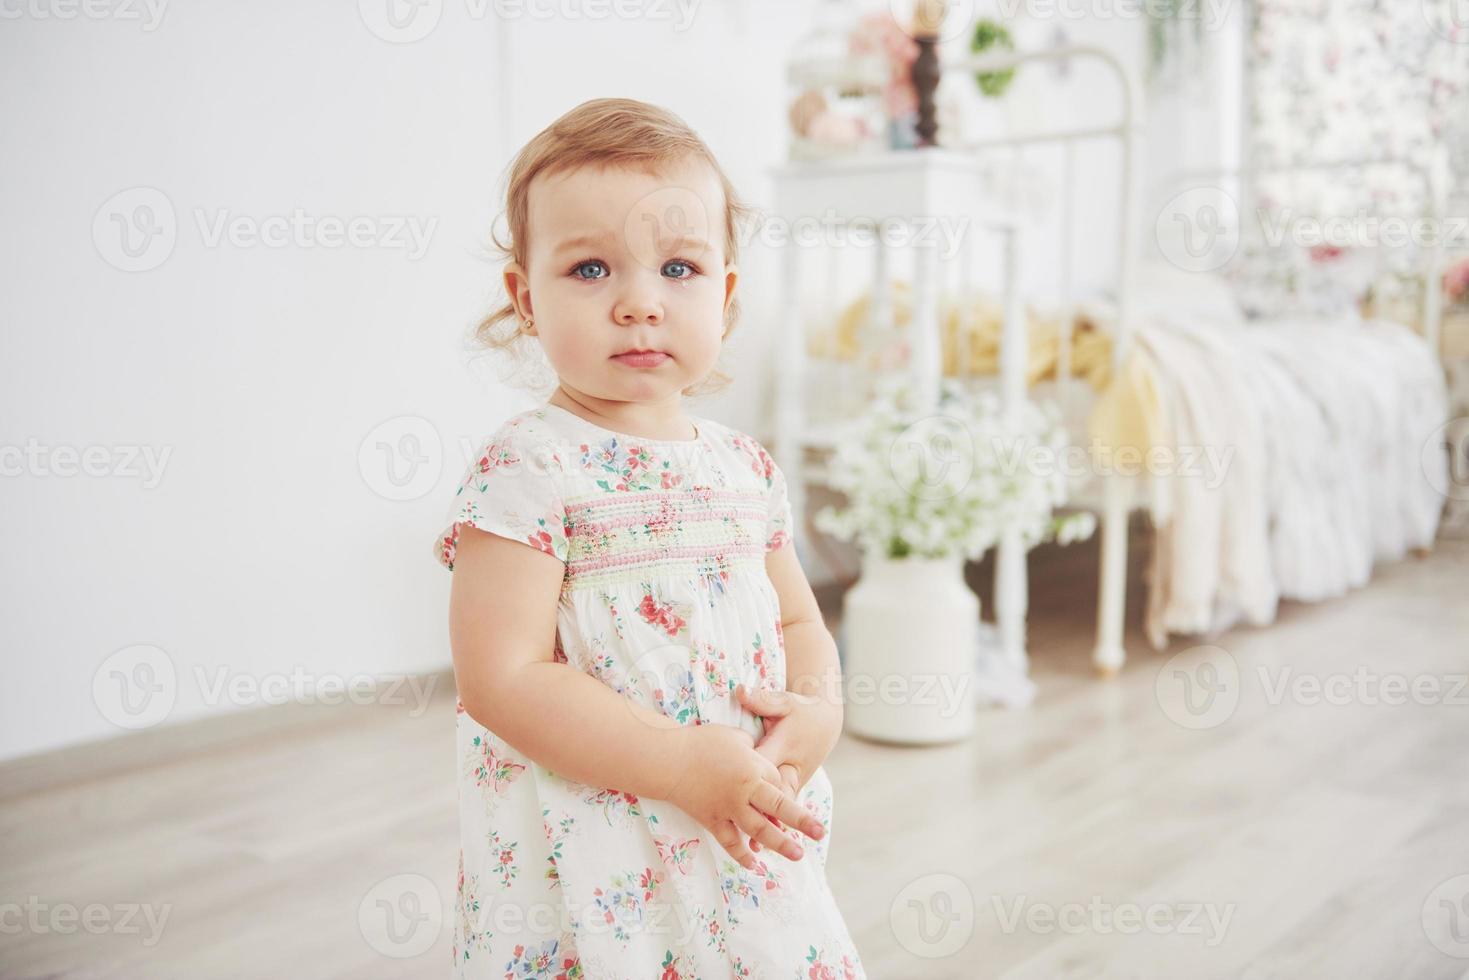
[1,0,1190,762]
[0,0,815,762]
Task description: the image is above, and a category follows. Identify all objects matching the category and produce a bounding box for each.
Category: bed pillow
[1132,259,1243,324]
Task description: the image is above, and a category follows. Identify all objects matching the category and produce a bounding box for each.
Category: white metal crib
[767,45,1451,680]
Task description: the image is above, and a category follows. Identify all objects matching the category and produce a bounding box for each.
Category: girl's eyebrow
[553,230,714,257]
[552,231,618,255]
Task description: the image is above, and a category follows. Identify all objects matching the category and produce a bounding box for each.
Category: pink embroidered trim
[569,507,764,537]
[563,488,755,515]
[568,542,764,575]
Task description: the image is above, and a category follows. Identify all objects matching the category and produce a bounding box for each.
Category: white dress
[434,403,865,980]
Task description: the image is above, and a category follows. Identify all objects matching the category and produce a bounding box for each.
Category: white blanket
[1125,312,1446,649]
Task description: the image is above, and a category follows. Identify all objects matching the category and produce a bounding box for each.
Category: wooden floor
[3,531,1468,979]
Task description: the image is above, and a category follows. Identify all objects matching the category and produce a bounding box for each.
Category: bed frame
[769,44,1450,680]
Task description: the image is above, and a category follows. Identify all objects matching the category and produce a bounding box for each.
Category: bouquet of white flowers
[813,376,1095,560]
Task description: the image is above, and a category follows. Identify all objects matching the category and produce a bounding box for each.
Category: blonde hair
[474,98,753,397]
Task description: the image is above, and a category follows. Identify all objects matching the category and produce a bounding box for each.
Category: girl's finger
[713,820,757,870]
[779,763,801,796]
[735,684,795,719]
[750,780,825,842]
[736,805,804,861]
[752,774,789,850]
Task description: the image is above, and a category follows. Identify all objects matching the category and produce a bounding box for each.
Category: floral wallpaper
[1236,0,1469,318]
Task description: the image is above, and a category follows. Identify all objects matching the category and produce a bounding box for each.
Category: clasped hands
[663,682,842,871]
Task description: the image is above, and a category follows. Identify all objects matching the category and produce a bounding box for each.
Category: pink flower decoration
[849,12,921,121]
[1444,257,1469,303]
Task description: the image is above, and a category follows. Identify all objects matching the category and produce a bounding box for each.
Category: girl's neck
[548,386,696,442]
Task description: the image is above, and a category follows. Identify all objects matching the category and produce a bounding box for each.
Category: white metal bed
[768,45,1450,678]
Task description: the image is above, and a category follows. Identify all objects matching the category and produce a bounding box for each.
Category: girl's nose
[615,300,662,326]
[614,271,664,326]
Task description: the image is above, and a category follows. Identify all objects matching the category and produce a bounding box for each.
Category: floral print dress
[434,403,865,980]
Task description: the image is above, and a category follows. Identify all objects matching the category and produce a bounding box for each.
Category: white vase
[839,552,978,745]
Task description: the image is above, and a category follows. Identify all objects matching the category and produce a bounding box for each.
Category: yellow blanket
[811,281,1166,456]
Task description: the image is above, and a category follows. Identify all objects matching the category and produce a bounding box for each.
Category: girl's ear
[503,261,533,321]
[722,265,738,315]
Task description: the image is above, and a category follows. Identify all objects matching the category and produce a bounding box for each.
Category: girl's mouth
[612,350,670,368]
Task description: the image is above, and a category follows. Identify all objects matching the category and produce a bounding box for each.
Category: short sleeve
[433,421,569,571]
[764,450,795,553]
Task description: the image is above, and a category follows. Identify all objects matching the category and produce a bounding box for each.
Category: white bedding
[795,267,1449,650]
[1127,309,1446,647]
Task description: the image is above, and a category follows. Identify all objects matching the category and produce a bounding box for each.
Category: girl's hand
[734,683,842,852]
[663,722,827,870]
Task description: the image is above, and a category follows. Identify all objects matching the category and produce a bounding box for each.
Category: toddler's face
[506,158,737,408]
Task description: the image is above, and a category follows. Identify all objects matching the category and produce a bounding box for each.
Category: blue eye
[572,260,607,280]
[663,259,699,280]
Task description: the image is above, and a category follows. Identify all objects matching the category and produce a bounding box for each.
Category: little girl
[434,98,866,978]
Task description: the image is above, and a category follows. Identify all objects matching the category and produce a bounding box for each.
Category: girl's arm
[449,524,685,801]
[737,541,845,794]
[768,542,845,711]
[449,524,827,868]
